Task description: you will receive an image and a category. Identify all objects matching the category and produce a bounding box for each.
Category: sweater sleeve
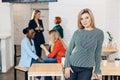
[94,30,104,74]
[64,31,77,68]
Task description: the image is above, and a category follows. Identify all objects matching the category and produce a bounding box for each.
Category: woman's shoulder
[73,29,81,34]
[95,28,104,34]
[38,19,42,22]
[94,28,104,37]
[54,25,63,29]
[29,19,35,24]
[29,19,34,22]
[21,38,27,45]
[55,39,62,45]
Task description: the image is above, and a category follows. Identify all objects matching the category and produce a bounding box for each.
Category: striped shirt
[64,28,104,74]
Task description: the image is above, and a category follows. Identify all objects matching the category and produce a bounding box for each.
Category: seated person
[18,27,42,80]
[43,30,66,63]
[18,27,42,68]
[42,30,66,80]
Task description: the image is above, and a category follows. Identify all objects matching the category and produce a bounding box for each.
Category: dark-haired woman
[18,27,42,80]
[18,27,42,68]
[28,9,45,58]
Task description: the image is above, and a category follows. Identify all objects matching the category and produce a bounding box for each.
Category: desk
[101,61,120,76]
[28,63,64,80]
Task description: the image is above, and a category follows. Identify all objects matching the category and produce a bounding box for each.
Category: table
[101,60,120,76]
[102,48,118,53]
[101,48,118,59]
[28,63,64,80]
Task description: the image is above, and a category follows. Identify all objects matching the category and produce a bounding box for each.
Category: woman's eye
[85,17,89,19]
[80,18,83,20]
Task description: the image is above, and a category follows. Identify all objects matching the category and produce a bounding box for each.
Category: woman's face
[35,12,41,19]
[80,13,91,28]
[27,29,35,39]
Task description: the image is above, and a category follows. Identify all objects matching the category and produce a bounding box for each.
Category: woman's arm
[47,40,61,58]
[28,20,41,31]
[64,31,77,68]
[40,44,49,53]
[64,31,77,79]
[28,20,35,29]
[21,40,39,60]
[39,20,44,32]
[94,30,104,74]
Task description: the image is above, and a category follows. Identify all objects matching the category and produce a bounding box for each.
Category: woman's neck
[52,39,58,43]
[34,18,39,23]
[27,37,32,46]
[84,27,94,30]
[29,39,33,46]
[56,24,60,26]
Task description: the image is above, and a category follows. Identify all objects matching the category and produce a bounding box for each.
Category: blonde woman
[28,9,45,58]
[44,30,66,63]
[42,30,66,80]
[64,8,104,80]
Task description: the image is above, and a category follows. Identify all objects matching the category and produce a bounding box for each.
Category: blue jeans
[42,58,57,63]
[65,66,93,80]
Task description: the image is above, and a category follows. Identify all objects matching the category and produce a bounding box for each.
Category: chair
[14,44,28,80]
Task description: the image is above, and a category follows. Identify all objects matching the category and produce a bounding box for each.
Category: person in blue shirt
[18,27,42,68]
[18,27,56,80]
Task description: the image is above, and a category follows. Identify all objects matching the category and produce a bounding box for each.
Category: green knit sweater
[65,28,104,74]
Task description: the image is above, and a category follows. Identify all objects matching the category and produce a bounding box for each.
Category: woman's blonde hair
[31,9,40,20]
[78,8,96,29]
[49,30,60,42]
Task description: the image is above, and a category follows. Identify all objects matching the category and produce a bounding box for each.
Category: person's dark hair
[23,27,34,34]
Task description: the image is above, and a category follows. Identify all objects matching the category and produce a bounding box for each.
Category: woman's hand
[93,74,102,80]
[45,51,50,56]
[37,57,42,62]
[65,67,73,79]
[40,27,43,30]
[35,27,41,31]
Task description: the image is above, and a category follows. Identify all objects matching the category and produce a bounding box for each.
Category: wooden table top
[102,48,118,53]
[101,61,120,76]
[28,63,63,76]
[28,62,120,76]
